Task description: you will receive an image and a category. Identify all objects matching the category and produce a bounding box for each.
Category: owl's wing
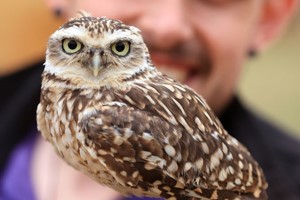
[78,75,267,199]
[117,76,267,188]
[79,105,225,199]
[79,104,186,195]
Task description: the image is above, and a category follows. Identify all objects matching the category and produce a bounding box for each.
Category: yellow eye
[111,41,130,56]
[62,39,82,54]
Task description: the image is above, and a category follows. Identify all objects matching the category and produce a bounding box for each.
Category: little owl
[37,12,268,200]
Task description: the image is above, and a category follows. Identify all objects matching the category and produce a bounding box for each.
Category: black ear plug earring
[53,7,63,18]
[248,49,258,58]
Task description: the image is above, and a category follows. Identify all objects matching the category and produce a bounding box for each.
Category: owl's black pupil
[68,40,77,49]
[115,42,125,52]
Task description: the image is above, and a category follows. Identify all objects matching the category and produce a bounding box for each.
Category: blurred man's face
[52,0,265,113]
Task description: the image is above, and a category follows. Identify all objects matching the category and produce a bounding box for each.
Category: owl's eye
[62,39,83,54]
[111,41,130,57]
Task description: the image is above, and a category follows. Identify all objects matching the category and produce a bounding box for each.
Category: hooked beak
[92,54,101,77]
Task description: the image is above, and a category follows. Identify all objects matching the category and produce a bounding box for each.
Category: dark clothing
[1,62,300,199]
[220,98,300,200]
[0,62,43,173]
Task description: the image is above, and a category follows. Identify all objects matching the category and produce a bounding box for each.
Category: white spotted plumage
[37,12,268,200]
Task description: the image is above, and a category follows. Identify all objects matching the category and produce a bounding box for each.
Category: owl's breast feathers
[37,71,267,200]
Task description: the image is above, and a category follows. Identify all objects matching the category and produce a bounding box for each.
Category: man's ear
[252,0,298,51]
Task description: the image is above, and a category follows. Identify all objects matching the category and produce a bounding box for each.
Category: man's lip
[151,53,198,71]
[151,54,201,83]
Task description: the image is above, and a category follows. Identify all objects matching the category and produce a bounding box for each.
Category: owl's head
[45,13,154,88]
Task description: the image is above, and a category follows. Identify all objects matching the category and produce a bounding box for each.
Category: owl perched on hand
[37,12,268,200]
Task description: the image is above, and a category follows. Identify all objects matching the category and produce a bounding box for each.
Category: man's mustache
[144,37,212,75]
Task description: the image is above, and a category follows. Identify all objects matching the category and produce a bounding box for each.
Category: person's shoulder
[222,96,300,157]
[247,103,300,177]
[224,97,300,199]
[243,101,300,158]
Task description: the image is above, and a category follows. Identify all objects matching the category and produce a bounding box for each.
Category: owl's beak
[92,54,101,77]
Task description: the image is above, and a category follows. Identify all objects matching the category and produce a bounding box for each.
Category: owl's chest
[41,87,116,128]
[40,88,109,149]
[38,87,120,184]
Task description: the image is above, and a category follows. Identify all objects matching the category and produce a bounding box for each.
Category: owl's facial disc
[45,16,154,87]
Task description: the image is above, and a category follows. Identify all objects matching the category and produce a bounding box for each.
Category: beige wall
[0,0,63,75]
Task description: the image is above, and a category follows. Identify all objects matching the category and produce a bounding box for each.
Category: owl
[37,12,268,200]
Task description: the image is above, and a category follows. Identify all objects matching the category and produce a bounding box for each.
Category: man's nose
[134,0,194,49]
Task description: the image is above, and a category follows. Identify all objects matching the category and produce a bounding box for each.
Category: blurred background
[0,1,299,136]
